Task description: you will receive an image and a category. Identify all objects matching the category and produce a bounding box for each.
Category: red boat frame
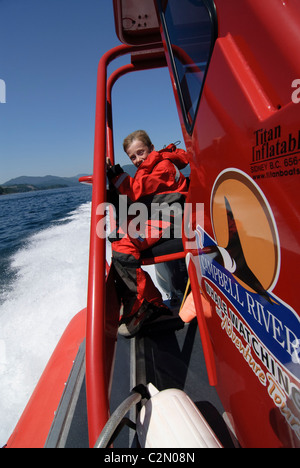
[6,0,300,449]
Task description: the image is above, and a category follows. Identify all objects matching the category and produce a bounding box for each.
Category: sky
[0,0,184,184]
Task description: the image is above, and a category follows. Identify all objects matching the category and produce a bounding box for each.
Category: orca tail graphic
[224,196,271,303]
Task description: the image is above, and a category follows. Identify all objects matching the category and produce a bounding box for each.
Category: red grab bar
[86,44,136,448]
[86,43,165,448]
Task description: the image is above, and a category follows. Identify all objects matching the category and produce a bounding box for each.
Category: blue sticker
[196,226,300,383]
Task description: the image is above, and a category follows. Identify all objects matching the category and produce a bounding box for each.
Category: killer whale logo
[201,195,272,303]
[201,169,280,300]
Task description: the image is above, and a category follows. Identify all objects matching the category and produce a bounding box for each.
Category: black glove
[107,164,124,182]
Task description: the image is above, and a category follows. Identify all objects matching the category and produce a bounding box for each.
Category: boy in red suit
[107,130,189,337]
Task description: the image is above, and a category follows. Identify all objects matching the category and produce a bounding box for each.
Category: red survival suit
[107,144,189,320]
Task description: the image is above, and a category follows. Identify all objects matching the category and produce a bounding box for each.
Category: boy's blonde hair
[123,130,153,153]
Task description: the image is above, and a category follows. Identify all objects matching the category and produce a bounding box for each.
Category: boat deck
[46,309,235,448]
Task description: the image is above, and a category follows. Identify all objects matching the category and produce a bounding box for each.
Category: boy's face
[126,139,154,168]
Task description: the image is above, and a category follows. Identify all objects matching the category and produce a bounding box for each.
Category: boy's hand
[106,157,112,169]
[106,162,124,181]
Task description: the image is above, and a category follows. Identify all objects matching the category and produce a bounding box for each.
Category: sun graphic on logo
[210,169,280,296]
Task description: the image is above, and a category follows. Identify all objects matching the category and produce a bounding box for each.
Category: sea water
[0,186,92,446]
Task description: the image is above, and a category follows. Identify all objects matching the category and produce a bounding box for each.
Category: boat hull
[6,309,86,448]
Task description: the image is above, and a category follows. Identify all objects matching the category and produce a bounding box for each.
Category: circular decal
[211,169,280,293]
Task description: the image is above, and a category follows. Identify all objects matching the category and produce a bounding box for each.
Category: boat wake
[0,202,91,446]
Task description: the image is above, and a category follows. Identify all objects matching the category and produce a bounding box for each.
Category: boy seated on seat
[107,130,189,338]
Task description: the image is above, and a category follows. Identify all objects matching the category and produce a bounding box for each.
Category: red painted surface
[174,0,300,447]
[6,309,86,448]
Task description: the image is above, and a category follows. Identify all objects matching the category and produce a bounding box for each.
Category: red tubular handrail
[106,57,167,166]
[106,63,136,166]
[86,44,135,448]
[141,250,186,265]
[86,43,165,448]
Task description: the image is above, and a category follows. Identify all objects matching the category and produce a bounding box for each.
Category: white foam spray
[0,202,91,446]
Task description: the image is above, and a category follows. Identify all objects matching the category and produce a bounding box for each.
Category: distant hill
[3,174,86,187]
[0,174,89,195]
